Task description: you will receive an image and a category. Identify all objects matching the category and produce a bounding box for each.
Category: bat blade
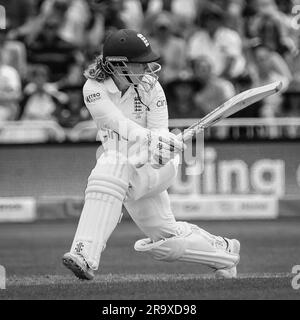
[181,81,282,141]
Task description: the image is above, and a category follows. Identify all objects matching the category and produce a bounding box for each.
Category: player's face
[108,60,161,92]
[119,62,161,91]
[127,63,157,80]
[129,63,161,91]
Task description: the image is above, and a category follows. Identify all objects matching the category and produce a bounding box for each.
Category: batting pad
[71,151,129,270]
[134,222,240,270]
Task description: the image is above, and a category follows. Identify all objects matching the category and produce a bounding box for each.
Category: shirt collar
[104,77,120,94]
[104,77,136,97]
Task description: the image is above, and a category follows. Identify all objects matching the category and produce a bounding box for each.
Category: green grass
[0,219,299,299]
[2,273,298,300]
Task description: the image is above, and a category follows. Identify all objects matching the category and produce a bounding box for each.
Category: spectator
[0,40,21,120]
[248,0,297,57]
[21,65,69,121]
[232,71,262,117]
[149,12,187,85]
[87,0,126,32]
[55,84,91,128]
[39,0,71,24]
[42,0,127,49]
[250,44,292,89]
[229,70,263,138]
[275,0,295,17]
[0,26,27,79]
[54,0,91,47]
[226,0,246,34]
[288,51,300,90]
[166,75,201,119]
[145,0,198,20]
[187,3,246,80]
[143,0,198,38]
[249,44,292,117]
[171,0,198,22]
[280,89,300,118]
[145,0,173,14]
[0,0,35,29]
[26,16,83,83]
[121,0,144,31]
[9,0,70,47]
[83,0,127,55]
[191,55,236,116]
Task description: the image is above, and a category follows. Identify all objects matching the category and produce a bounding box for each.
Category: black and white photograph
[0,0,299,306]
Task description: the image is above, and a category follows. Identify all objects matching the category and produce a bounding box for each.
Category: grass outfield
[0,219,299,299]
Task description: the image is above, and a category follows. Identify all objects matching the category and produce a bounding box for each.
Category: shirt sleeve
[83,79,144,141]
[146,81,169,133]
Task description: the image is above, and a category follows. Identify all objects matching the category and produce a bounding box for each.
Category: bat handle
[179,127,201,142]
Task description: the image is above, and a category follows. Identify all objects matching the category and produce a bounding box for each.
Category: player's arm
[147,81,172,131]
[143,82,185,168]
[83,80,146,142]
[83,80,184,160]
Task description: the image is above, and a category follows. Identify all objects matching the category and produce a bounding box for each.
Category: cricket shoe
[62,252,94,280]
[214,238,240,279]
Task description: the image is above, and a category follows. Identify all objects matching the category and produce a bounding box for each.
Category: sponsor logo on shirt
[86,92,101,103]
[156,97,167,108]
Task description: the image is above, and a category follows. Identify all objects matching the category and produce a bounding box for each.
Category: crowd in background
[0,0,300,130]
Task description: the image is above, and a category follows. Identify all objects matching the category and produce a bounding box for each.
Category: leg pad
[134,223,240,269]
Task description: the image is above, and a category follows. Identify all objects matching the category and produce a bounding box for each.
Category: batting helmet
[102,29,161,92]
[103,29,160,63]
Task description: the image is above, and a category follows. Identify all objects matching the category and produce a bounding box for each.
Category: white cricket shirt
[83,77,169,146]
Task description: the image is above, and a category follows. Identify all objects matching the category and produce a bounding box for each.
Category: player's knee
[134,222,239,269]
[126,156,179,201]
[135,236,188,262]
[137,224,178,243]
[86,150,129,201]
[134,222,191,261]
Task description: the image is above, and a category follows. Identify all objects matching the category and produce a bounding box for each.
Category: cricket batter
[62,29,240,280]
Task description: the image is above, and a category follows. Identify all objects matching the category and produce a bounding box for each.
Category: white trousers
[125,155,181,241]
[70,147,181,269]
[70,147,239,271]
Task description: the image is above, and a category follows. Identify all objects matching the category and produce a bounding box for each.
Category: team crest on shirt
[133,96,144,119]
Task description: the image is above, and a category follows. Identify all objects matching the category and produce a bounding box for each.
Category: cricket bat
[180,81,283,141]
[131,81,282,168]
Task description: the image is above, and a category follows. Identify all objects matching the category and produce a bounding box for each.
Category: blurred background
[0,0,300,221]
[0,0,299,130]
[0,2,300,300]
